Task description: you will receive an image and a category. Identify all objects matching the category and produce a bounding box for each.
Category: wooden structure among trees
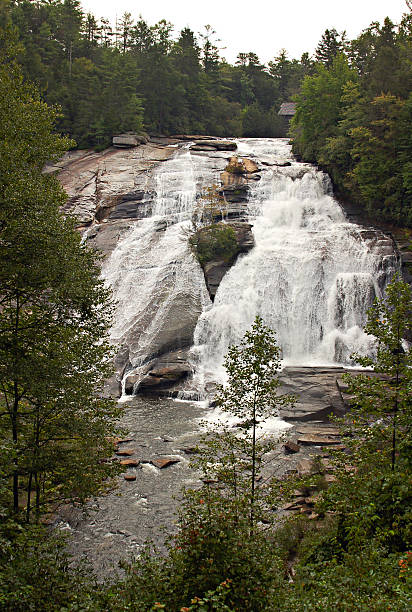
[278,102,297,136]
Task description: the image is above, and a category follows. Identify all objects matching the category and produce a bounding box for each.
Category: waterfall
[102,148,216,390]
[189,139,395,390]
[101,138,396,396]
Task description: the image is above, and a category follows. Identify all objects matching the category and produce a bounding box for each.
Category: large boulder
[224,156,259,175]
[137,351,193,395]
[191,140,237,151]
[113,133,147,148]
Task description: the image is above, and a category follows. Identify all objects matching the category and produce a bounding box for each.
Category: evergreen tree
[315,27,346,67]
[0,25,120,520]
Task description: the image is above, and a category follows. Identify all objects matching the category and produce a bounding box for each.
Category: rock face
[124,348,192,396]
[277,366,354,423]
[59,143,175,229]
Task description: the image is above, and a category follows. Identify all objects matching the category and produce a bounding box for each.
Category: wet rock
[274,161,292,167]
[120,459,140,467]
[223,156,258,176]
[59,144,174,229]
[124,474,137,481]
[115,449,136,457]
[297,435,339,446]
[242,158,259,173]
[219,183,250,203]
[151,458,180,469]
[124,374,140,395]
[278,366,350,423]
[220,170,247,188]
[201,222,254,300]
[138,362,192,393]
[191,140,237,151]
[283,441,301,454]
[109,200,152,221]
[190,145,219,152]
[296,426,340,437]
[203,260,231,300]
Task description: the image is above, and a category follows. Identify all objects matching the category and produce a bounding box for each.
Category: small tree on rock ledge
[195,316,295,529]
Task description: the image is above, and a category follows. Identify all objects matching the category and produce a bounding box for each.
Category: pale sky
[80,0,409,64]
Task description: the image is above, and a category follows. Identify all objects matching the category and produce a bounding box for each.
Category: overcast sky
[80,0,409,64]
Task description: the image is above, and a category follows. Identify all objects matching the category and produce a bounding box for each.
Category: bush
[189,223,239,266]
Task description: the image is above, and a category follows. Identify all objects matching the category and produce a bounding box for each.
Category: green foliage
[291,54,357,162]
[277,544,412,611]
[189,223,238,266]
[293,16,412,226]
[6,0,313,143]
[0,25,121,521]
[206,316,294,526]
[0,524,94,612]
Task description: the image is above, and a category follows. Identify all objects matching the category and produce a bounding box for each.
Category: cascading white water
[102,148,217,391]
[102,138,396,396]
[189,139,395,389]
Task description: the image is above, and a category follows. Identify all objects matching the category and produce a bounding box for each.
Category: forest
[5,0,412,226]
[0,1,411,610]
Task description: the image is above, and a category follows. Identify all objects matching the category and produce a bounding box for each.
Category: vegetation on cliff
[291,16,412,227]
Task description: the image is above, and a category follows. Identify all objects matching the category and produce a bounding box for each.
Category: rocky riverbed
[56,365,356,578]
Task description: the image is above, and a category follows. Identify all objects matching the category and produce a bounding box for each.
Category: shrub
[189,223,238,266]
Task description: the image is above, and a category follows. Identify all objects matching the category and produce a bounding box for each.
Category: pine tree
[315,28,346,67]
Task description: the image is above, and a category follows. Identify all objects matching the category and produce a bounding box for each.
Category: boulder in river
[191,140,237,151]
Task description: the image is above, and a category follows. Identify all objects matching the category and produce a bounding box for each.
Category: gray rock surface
[191,140,237,151]
[113,134,146,148]
[59,144,175,228]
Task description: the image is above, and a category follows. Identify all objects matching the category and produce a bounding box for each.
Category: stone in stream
[120,459,140,467]
[115,449,136,457]
[283,441,301,454]
[124,474,137,481]
[151,458,180,469]
[297,435,339,446]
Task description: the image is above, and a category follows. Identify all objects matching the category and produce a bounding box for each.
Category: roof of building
[278,102,297,116]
